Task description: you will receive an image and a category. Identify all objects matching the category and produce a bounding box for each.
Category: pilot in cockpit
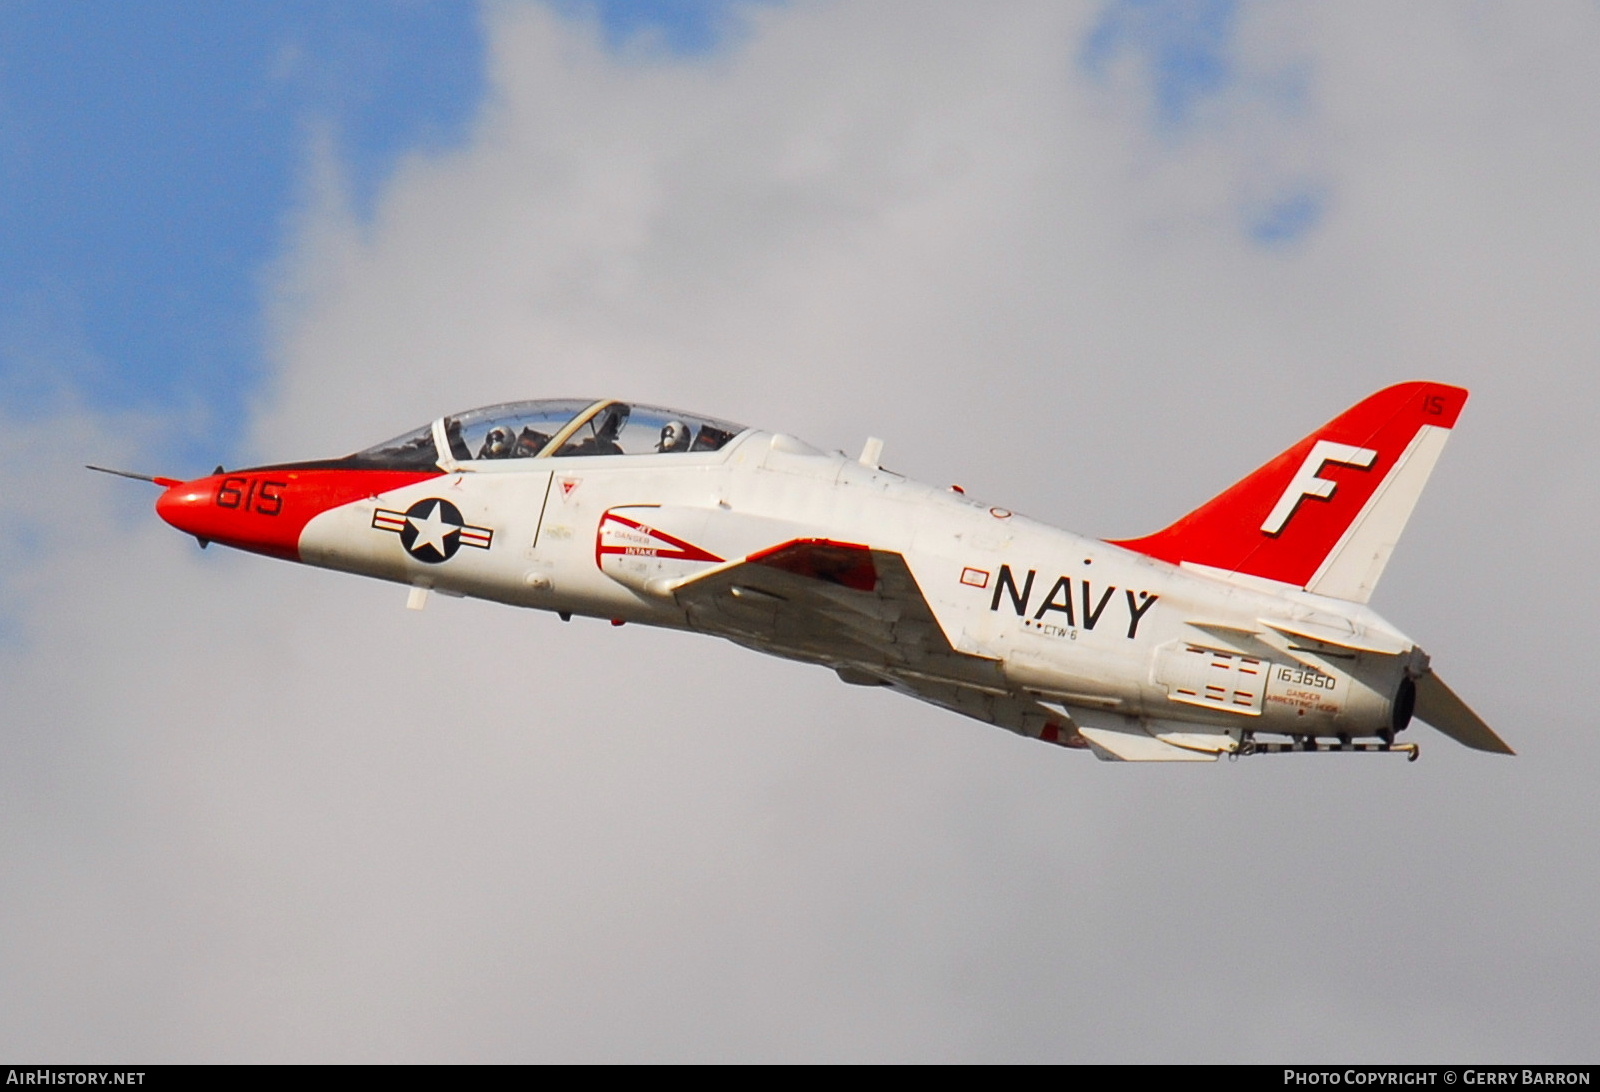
[657,420,692,453]
[478,426,516,460]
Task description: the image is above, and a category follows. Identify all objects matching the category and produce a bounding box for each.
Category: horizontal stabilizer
[1259,618,1410,656]
[1414,671,1513,755]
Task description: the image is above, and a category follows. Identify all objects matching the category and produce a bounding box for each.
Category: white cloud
[6,1,1600,1060]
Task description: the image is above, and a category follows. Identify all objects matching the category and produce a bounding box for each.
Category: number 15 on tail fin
[1110,381,1467,604]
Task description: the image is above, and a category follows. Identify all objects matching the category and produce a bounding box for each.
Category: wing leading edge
[666,539,1083,746]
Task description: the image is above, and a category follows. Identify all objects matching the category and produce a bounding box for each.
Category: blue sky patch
[1246,187,1325,246]
[1082,0,1239,132]
[550,0,781,57]
[0,3,486,466]
[1082,1,1328,248]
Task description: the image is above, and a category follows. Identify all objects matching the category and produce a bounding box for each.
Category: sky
[3,0,1599,1063]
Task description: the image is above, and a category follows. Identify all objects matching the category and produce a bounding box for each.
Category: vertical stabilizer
[1110,382,1467,603]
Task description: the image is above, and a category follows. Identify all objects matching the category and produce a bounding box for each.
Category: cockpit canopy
[351,399,748,471]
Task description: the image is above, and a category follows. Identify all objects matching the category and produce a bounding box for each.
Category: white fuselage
[293,428,1419,752]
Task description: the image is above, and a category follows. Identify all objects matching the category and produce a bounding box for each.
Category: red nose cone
[155,479,214,536]
[156,467,443,561]
[156,474,301,560]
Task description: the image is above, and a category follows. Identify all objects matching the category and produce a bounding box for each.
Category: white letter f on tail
[1261,441,1377,535]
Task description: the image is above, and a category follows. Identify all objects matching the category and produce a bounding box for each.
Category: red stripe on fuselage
[156,467,443,561]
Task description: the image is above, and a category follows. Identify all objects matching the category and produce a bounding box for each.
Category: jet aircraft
[113,382,1511,762]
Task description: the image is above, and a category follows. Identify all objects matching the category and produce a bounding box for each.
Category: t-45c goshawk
[103,382,1510,763]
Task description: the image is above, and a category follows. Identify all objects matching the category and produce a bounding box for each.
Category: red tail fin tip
[1109,382,1468,603]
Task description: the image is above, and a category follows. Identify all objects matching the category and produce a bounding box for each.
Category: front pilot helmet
[480,426,515,459]
[658,420,690,452]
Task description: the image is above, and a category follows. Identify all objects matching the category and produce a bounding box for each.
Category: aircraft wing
[669,539,1087,743]
[669,539,956,669]
[668,540,1110,747]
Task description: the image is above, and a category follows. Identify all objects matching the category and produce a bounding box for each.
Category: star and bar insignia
[372,498,493,564]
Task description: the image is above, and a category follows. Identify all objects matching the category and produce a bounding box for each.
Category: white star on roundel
[406,501,460,556]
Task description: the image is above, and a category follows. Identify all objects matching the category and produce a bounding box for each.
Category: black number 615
[215,476,287,516]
